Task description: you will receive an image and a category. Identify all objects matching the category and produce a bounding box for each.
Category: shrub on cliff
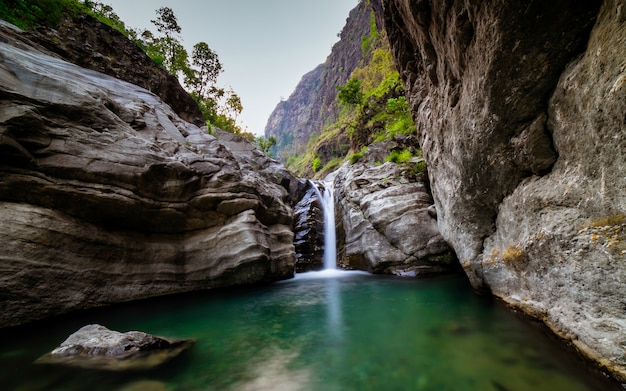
[0,0,84,29]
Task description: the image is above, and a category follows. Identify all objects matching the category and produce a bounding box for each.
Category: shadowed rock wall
[380,0,625,380]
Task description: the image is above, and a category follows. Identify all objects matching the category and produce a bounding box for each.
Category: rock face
[0,24,296,328]
[36,324,195,371]
[293,184,325,272]
[25,14,205,126]
[333,140,454,275]
[381,0,625,380]
[264,1,372,159]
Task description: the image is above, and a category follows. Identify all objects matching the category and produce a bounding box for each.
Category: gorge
[0,0,624,388]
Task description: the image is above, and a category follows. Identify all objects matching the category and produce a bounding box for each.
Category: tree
[255,136,277,153]
[337,78,364,106]
[185,42,223,97]
[149,7,189,77]
[151,7,181,36]
[224,91,243,121]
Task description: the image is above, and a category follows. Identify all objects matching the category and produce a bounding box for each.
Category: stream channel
[0,182,621,390]
[0,272,620,391]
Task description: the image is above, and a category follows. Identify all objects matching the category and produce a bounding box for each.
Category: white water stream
[311,181,337,270]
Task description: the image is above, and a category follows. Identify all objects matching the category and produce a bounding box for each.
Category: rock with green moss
[382,0,625,381]
[332,141,453,275]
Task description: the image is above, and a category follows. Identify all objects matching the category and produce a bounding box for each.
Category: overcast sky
[102,0,358,135]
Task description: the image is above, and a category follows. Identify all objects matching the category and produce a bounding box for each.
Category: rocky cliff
[25,13,205,126]
[380,0,625,381]
[333,139,455,275]
[0,22,296,328]
[264,1,371,159]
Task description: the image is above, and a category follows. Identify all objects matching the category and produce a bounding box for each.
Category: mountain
[264,1,372,162]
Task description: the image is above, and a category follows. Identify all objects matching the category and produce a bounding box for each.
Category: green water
[0,272,619,391]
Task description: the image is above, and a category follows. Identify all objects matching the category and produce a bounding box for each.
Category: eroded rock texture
[0,25,295,328]
[25,14,205,126]
[381,0,625,380]
[334,140,454,275]
[293,184,325,272]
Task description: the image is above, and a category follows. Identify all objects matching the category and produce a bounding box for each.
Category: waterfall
[311,181,337,270]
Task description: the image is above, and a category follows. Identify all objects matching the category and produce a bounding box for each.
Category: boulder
[0,23,295,328]
[333,141,454,275]
[380,0,625,380]
[36,324,195,371]
[292,183,325,272]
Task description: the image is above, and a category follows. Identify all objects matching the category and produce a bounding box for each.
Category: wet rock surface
[293,184,325,272]
[36,324,195,371]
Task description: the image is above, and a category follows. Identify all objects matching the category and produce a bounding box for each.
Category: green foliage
[349,146,368,164]
[151,7,181,36]
[312,156,322,173]
[87,2,135,39]
[361,35,371,56]
[255,136,276,154]
[321,157,342,173]
[411,160,427,176]
[337,78,364,106]
[0,1,247,143]
[352,48,398,98]
[0,0,84,29]
[385,148,413,164]
[286,25,420,178]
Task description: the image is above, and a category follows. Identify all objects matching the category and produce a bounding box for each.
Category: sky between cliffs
[103,0,359,136]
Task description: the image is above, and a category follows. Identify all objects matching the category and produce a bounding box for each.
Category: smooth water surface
[0,273,619,391]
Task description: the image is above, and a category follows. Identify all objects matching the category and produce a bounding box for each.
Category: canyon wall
[264,1,371,159]
[0,23,296,328]
[380,0,625,380]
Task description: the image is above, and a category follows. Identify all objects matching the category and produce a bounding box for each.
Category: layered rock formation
[264,1,371,159]
[25,14,205,126]
[380,0,625,380]
[333,140,454,275]
[293,184,325,272]
[0,23,295,328]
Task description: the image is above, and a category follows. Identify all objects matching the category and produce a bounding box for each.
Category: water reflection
[231,346,310,391]
[0,274,620,390]
[325,277,342,342]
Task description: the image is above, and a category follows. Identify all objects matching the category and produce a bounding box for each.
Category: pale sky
[102,0,358,135]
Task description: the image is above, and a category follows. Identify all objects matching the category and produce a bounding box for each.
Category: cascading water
[311,180,337,270]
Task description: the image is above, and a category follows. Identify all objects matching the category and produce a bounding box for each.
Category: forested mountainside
[264,0,418,179]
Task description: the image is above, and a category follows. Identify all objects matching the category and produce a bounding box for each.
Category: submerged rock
[36,324,194,371]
